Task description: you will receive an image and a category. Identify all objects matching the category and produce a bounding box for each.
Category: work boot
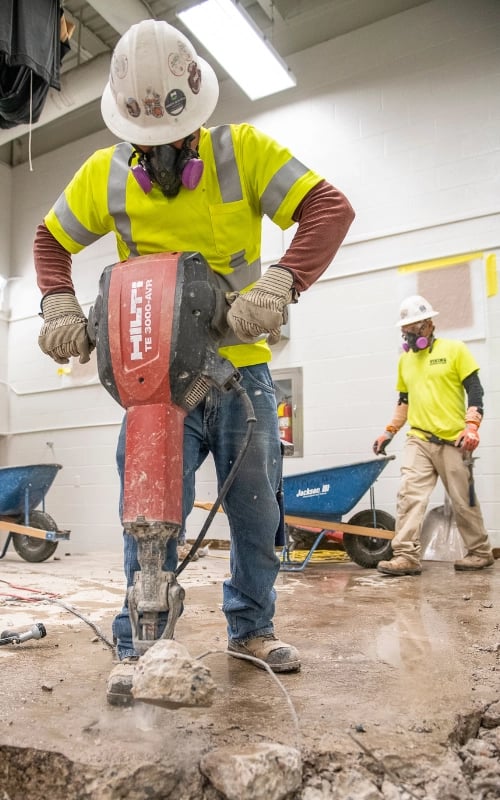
[377,555,422,576]
[454,553,495,571]
[227,634,301,673]
[106,656,139,707]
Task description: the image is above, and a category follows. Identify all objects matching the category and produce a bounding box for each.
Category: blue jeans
[112,364,282,659]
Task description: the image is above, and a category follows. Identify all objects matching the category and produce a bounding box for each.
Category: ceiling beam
[84,0,152,34]
[252,0,283,22]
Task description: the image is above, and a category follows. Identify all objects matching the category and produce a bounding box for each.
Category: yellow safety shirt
[44,123,323,367]
[396,338,480,441]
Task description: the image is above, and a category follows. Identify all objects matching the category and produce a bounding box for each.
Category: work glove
[373,430,394,455]
[227,266,296,345]
[455,423,480,452]
[39,293,93,364]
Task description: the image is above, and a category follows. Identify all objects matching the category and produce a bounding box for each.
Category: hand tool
[0,622,47,645]
[462,451,476,507]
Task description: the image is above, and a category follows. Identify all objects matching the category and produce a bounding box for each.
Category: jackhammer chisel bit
[127,530,186,654]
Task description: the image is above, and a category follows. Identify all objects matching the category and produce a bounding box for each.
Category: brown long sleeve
[33,222,74,297]
[278,180,355,292]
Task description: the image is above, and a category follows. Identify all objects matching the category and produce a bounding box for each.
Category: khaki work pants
[392,436,492,564]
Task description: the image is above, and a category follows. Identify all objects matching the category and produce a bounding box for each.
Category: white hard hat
[101,20,219,145]
[396,295,439,326]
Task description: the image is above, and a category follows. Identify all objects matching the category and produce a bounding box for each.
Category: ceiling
[0,0,430,166]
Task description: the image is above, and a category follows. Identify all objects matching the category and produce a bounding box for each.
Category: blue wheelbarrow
[280,455,396,571]
[0,464,70,562]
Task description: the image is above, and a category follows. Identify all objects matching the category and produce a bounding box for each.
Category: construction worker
[373,295,494,576]
[33,20,355,700]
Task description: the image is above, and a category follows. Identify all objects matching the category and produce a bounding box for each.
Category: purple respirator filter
[402,336,428,352]
[131,164,153,193]
[181,158,204,189]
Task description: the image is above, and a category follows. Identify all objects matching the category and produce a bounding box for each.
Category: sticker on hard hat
[168,52,186,77]
[113,54,128,80]
[126,98,140,118]
[165,89,186,116]
[177,41,193,63]
[187,62,201,94]
[144,89,164,118]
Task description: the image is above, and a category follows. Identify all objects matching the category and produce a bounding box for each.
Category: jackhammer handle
[86,302,99,347]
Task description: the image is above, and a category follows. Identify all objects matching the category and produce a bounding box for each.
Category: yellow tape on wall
[397,252,484,273]
[485,254,498,297]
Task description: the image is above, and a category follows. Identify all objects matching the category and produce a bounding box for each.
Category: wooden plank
[0,519,68,540]
[193,501,394,540]
[194,501,221,512]
[284,514,394,540]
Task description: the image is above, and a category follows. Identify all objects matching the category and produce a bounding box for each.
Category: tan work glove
[39,293,93,364]
[227,266,296,345]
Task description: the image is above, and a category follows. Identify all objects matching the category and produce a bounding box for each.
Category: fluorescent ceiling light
[177,0,296,101]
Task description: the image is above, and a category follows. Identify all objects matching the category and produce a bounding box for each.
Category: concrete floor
[0,543,498,796]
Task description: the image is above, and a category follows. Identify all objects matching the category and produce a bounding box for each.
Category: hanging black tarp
[0,0,70,129]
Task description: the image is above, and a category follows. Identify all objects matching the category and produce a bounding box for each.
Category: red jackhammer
[88,252,250,656]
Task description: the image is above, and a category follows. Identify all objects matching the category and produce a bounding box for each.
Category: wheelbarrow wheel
[342,509,394,568]
[11,510,59,563]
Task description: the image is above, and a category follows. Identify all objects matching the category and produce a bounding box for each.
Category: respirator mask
[402,323,432,352]
[130,135,204,197]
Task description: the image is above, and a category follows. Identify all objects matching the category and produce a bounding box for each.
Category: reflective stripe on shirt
[108,142,139,257]
[211,125,243,203]
[261,158,310,219]
[52,194,100,248]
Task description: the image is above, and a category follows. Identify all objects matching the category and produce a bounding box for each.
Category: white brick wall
[0,161,12,436]
[2,0,499,556]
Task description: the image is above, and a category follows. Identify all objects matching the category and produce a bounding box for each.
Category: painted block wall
[0,161,12,438]
[3,0,500,557]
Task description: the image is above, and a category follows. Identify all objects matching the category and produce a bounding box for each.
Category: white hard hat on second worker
[396,295,439,326]
[101,19,219,145]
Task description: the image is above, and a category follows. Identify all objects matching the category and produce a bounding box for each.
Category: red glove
[373,431,394,455]
[455,423,480,451]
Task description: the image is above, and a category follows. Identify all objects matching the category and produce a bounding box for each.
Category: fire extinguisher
[277,399,293,443]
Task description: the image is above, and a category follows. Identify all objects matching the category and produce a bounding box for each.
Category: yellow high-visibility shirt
[397,338,480,441]
[44,123,323,367]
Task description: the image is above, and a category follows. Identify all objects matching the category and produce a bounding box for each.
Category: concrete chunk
[131,639,217,708]
[200,743,302,800]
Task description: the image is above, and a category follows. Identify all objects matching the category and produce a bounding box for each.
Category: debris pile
[1,701,499,799]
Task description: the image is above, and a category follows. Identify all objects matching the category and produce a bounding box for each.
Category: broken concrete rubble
[199,742,302,800]
[1,703,499,799]
[0,551,498,798]
[132,639,217,708]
